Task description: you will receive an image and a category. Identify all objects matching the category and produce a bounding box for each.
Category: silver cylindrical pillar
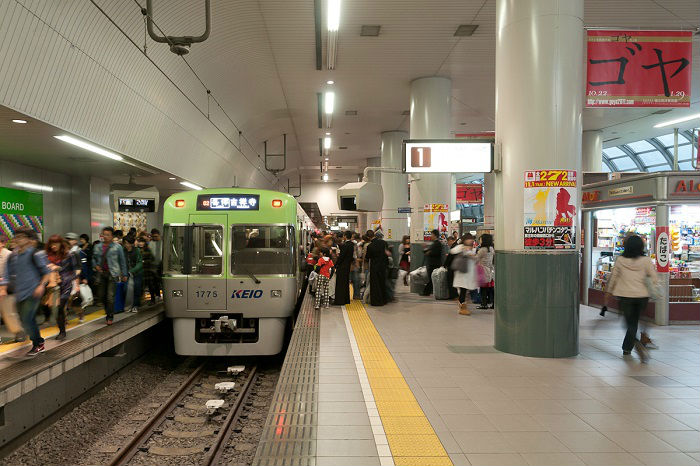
[582,210,593,305]
[582,130,603,173]
[380,131,409,242]
[409,77,452,250]
[483,173,495,230]
[365,157,382,233]
[655,204,670,326]
[494,0,584,357]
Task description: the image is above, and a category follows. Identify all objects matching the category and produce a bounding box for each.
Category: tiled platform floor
[363,287,700,466]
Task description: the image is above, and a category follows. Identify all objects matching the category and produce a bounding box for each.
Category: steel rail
[108,362,206,466]
[204,365,259,466]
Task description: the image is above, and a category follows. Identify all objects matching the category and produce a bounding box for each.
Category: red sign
[586,30,692,107]
[456,184,483,204]
[673,179,700,195]
[582,190,600,203]
[656,226,670,273]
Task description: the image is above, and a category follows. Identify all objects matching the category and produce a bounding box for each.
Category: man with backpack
[0,227,52,356]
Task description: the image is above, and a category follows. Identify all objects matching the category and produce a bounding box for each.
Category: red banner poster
[586,30,692,107]
[456,184,483,204]
[656,226,670,273]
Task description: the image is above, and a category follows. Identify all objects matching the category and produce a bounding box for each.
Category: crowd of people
[0,226,163,356]
[305,227,496,313]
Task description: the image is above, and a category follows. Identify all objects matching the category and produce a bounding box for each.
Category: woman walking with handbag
[45,235,79,341]
[605,234,658,362]
[476,234,495,309]
[450,235,477,315]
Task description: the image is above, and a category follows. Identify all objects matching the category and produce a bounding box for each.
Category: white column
[582,130,603,173]
[365,156,382,233]
[495,0,584,251]
[380,131,409,241]
[409,76,453,244]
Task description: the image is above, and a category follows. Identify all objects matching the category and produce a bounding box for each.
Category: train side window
[164,225,186,274]
[231,225,295,276]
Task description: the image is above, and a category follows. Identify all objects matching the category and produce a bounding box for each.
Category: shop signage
[456,184,483,204]
[609,186,633,197]
[671,178,700,196]
[523,170,577,249]
[586,30,692,107]
[0,187,44,238]
[397,207,412,214]
[423,203,449,241]
[635,207,656,224]
[403,140,492,173]
[582,190,601,203]
[656,226,670,273]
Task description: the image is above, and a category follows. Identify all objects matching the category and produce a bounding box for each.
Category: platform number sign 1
[656,226,669,273]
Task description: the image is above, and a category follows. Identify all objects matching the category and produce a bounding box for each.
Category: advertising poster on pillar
[586,30,692,107]
[523,170,577,249]
[0,186,44,239]
[423,204,449,241]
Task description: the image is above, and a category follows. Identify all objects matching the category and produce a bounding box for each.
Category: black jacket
[423,239,443,268]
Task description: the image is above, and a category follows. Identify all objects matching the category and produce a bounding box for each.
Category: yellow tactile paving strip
[345,300,453,466]
[0,308,106,354]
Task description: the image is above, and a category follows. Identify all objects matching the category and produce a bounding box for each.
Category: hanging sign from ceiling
[456,184,483,204]
[403,140,492,173]
[586,30,692,107]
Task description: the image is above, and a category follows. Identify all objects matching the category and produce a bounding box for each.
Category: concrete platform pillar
[380,131,409,244]
[583,130,603,173]
[409,77,452,272]
[494,0,584,357]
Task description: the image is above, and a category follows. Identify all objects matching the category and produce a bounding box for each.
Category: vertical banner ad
[423,204,449,241]
[0,187,44,239]
[655,226,670,273]
[586,30,692,107]
[523,170,577,249]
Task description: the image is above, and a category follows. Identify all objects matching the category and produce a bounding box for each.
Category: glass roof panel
[626,140,655,152]
[656,133,678,147]
[601,161,612,172]
[676,144,693,160]
[679,161,694,170]
[646,164,671,172]
[604,147,626,157]
[611,156,638,170]
[637,150,667,166]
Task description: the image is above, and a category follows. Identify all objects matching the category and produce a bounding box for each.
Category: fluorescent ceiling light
[13,181,53,192]
[327,0,340,31]
[180,181,203,190]
[54,135,123,161]
[324,91,335,114]
[169,177,176,180]
[325,157,329,161]
[325,132,331,135]
[11,119,27,124]
[324,137,332,149]
[322,173,329,181]
[654,113,700,128]
[326,80,334,85]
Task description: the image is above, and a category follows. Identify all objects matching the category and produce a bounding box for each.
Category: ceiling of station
[2,1,700,186]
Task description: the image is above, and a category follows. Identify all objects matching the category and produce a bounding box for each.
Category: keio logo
[231,290,263,299]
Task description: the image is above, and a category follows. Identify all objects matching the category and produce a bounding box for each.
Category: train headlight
[271,290,282,298]
[172,290,184,297]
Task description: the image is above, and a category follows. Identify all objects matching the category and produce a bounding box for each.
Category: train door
[187,214,227,310]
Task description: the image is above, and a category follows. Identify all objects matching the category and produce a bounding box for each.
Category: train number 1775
[195,290,218,298]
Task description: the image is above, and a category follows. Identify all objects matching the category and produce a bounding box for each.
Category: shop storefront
[582,173,700,324]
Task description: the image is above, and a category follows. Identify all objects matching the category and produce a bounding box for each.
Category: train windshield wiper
[243,268,261,284]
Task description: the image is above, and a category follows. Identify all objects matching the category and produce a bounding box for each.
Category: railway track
[108,362,259,466]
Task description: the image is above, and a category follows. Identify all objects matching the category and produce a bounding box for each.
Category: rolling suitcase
[409,266,428,294]
[431,267,450,300]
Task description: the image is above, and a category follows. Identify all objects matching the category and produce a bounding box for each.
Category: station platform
[255,287,700,466]
[0,303,165,447]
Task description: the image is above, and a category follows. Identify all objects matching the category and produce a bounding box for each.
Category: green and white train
[162,188,314,356]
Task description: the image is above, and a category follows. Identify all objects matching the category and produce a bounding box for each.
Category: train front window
[163,225,223,275]
[231,225,295,276]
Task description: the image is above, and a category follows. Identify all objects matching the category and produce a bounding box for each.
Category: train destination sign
[197,194,260,211]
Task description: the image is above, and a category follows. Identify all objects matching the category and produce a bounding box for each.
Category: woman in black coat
[333,231,354,305]
[365,232,389,306]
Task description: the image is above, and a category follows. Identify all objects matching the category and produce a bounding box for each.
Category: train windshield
[163,225,224,275]
[231,225,295,276]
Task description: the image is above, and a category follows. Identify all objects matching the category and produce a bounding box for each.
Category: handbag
[476,263,488,287]
[389,266,399,280]
[79,283,94,308]
[451,253,469,273]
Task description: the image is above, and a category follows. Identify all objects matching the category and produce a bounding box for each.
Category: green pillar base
[494,251,579,358]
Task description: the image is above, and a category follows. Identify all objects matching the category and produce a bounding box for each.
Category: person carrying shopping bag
[45,235,80,341]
